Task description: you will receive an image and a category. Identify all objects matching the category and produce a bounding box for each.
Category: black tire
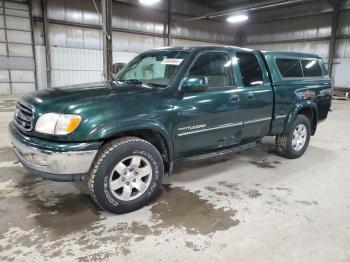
[87,136,164,214]
[276,114,311,159]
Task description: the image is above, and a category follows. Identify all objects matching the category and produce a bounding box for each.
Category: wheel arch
[285,101,318,136]
[102,128,173,174]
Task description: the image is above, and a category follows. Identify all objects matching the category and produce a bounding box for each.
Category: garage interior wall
[0,0,349,93]
[0,0,36,95]
[242,0,350,88]
[30,0,240,89]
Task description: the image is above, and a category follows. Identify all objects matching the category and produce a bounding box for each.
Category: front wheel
[87,137,164,214]
[276,114,311,159]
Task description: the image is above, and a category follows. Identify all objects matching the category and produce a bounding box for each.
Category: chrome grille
[15,101,34,132]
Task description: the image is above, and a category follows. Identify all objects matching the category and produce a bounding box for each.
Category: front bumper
[9,122,101,182]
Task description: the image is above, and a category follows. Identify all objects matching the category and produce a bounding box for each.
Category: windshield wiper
[114,78,142,85]
[113,78,160,89]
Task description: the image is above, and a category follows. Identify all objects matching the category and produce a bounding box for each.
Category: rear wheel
[87,137,164,214]
[276,114,311,159]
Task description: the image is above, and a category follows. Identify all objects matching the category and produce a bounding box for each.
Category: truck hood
[21,81,158,114]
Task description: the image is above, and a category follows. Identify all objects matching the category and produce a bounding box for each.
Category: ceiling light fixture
[227,14,249,23]
[139,0,161,5]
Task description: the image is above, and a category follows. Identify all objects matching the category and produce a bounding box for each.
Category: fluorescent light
[139,0,160,5]
[305,60,316,69]
[224,57,239,67]
[227,14,248,23]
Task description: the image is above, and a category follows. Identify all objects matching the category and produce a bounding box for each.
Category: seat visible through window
[189,52,234,89]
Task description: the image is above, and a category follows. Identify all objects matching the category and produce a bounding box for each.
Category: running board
[184,140,261,161]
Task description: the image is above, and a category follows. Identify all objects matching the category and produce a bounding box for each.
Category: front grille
[14,101,34,132]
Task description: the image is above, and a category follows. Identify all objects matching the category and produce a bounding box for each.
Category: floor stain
[185,240,210,251]
[205,186,217,192]
[218,181,240,190]
[0,167,240,259]
[245,189,262,198]
[269,187,293,195]
[150,185,240,235]
[295,200,319,206]
[250,159,281,169]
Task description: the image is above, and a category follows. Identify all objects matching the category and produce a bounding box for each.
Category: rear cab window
[276,58,303,78]
[301,60,323,77]
[275,57,324,79]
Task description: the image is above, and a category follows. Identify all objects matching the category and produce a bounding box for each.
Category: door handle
[229,95,240,103]
[247,92,255,100]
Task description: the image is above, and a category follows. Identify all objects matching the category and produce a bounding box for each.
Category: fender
[283,100,318,135]
[94,120,174,161]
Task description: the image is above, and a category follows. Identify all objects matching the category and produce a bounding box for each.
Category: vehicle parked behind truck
[10,46,332,214]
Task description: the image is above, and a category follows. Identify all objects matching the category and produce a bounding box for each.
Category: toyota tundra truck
[9,46,332,214]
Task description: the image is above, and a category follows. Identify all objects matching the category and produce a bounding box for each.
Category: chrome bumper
[10,131,98,176]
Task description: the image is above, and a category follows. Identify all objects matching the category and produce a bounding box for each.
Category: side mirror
[180,76,208,93]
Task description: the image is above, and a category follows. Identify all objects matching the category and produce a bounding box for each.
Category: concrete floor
[0,96,349,262]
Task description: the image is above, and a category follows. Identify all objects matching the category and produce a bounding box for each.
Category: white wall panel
[0,15,4,28]
[246,40,329,59]
[83,28,102,49]
[10,70,35,82]
[335,39,350,59]
[51,70,103,87]
[244,13,332,44]
[0,42,6,56]
[11,83,35,94]
[333,58,350,87]
[112,31,165,53]
[8,43,33,57]
[6,30,32,44]
[113,51,137,63]
[50,47,103,87]
[4,1,29,11]
[66,26,84,48]
[172,38,226,46]
[0,29,5,42]
[5,8,29,17]
[34,45,47,89]
[0,83,11,95]
[0,70,10,82]
[33,21,44,45]
[5,16,30,31]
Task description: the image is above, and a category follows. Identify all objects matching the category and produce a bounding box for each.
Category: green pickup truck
[10,46,332,213]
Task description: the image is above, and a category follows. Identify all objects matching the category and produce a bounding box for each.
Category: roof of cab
[149,45,254,52]
[261,50,322,59]
[149,45,322,59]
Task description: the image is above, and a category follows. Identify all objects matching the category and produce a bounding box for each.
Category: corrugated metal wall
[333,9,350,87]
[243,5,350,87]
[0,0,36,95]
[1,0,349,93]
[29,0,239,90]
[244,13,332,60]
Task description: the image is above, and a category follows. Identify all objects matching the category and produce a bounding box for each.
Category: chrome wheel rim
[109,155,152,201]
[292,124,307,152]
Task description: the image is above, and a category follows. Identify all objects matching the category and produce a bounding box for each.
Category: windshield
[115,50,190,87]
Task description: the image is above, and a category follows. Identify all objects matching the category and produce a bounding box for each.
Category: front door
[173,51,245,157]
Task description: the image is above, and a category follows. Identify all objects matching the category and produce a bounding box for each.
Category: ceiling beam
[185,0,305,21]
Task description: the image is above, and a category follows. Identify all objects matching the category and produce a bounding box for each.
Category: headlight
[35,113,82,135]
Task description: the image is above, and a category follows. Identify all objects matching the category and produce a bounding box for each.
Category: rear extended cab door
[233,49,274,140]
